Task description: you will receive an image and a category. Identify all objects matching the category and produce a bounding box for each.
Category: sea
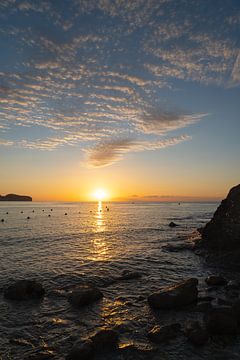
[1,201,240,360]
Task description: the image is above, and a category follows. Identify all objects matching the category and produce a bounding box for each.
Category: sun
[94,189,106,201]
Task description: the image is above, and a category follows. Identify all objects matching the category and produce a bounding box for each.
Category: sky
[0,0,239,201]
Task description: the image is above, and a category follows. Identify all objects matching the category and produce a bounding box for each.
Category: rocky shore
[0,194,32,201]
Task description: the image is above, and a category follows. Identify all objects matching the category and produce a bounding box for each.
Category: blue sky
[0,0,239,200]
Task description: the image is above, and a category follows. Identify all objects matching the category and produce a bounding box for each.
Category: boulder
[4,280,45,301]
[66,340,94,360]
[205,307,238,335]
[185,321,208,346]
[148,278,198,309]
[68,284,103,307]
[91,329,119,350]
[205,275,227,286]
[148,323,181,343]
[201,184,240,250]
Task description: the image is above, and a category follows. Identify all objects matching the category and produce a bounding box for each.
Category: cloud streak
[85,135,191,167]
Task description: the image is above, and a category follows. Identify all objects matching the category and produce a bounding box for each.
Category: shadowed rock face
[201,184,240,250]
[0,194,32,201]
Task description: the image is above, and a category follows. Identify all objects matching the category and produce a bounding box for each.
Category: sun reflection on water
[89,201,109,261]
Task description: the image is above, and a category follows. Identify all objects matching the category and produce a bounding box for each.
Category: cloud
[137,110,207,134]
[85,135,190,167]
[230,51,240,87]
[0,139,13,146]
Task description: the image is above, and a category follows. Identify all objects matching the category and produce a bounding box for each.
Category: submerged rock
[4,280,45,301]
[148,278,198,309]
[148,323,181,343]
[91,329,119,350]
[185,321,208,346]
[66,340,94,360]
[168,221,178,227]
[68,284,103,307]
[205,275,227,286]
[205,307,238,335]
[201,184,240,250]
[118,270,142,280]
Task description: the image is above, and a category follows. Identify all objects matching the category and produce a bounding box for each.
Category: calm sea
[1,201,240,359]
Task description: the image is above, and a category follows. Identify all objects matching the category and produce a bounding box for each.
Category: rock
[68,284,103,307]
[4,280,45,301]
[91,329,119,350]
[148,278,198,309]
[168,221,178,227]
[226,280,240,290]
[205,307,238,335]
[195,301,213,313]
[28,351,56,359]
[201,184,240,250]
[148,323,181,343]
[66,340,94,360]
[185,321,208,346]
[118,270,142,280]
[205,275,227,286]
[231,299,240,323]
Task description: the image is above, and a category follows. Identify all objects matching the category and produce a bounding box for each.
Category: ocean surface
[1,201,240,360]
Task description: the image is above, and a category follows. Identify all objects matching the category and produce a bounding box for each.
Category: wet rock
[148,278,198,309]
[118,270,142,280]
[205,275,227,286]
[4,280,45,301]
[226,280,240,290]
[148,323,181,343]
[195,301,213,313]
[66,340,94,360]
[205,307,238,335]
[28,350,56,360]
[185,321,208,346]
[231,299,240,323]
[119,344,157,358]
[201,184,240,250]
[168,221,178,227]
[91,329,119,350]
[68,284,103,307]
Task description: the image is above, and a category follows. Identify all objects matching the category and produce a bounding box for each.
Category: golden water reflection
[89,201,109,261]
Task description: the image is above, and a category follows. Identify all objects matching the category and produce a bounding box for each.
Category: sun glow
[94,189,107,201]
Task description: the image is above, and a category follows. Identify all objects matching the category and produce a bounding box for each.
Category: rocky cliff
[201,184,240,250]
[0,194,32,201]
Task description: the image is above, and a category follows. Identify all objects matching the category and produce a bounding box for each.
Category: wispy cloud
[85,135,190,167]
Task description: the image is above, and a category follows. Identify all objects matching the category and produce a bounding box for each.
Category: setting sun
[94,189,107,201]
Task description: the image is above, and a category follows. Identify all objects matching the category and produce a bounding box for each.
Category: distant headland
[0,194,32,201]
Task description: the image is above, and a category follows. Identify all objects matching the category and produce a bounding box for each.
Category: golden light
[94,189,106,201]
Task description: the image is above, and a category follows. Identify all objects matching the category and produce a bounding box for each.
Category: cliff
[201,184,240,250]
[0,194,32,201]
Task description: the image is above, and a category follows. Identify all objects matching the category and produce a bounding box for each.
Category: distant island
[0,194,32,201]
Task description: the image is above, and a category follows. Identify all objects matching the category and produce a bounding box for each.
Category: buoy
[6,212,8,214]
[1,219,4,222]
[32,210,34,212]
[48,214,51,217]
[27,216,30,219]
[21,211,23,214]
[65,213,67,215]
[107,208,109,211]
[42,209,44,212]
[51,209,53,211]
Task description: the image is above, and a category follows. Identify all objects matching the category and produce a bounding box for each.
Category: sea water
[1,202,240,359]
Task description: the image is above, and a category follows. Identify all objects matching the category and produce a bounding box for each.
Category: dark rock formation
[66,340,94,360]
[201,184,240,250]
[68,284,103,307]
[148,278,198,309]
[4,280,45,301]
[91,329,119,350]
[185,321,208,346]
[148,323,181,343]
[0,194,32,201]
[205,275,227,286]
[205,307,238,335]
[168,221,178,227]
